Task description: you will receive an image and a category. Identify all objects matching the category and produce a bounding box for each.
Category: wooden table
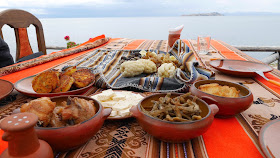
[1,36,280,158]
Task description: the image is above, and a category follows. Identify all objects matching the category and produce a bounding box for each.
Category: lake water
[2,16,280,61]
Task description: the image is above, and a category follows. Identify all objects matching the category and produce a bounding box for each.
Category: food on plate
[141,50,182,69]
[72,69,95,88]
[120,60,144,77]
[32,67,94,93]
[139,50,147,57]
[198,83,240,98]
[20,97,96,127]
[53,74,75,93]
[158,63,176,78]
[63,66,77,76]
[120,59,157,77]
[32,69,60,93]
[141,93,202,122]
[20,97,56,127]
[138,59,157,74]
[118,50,189,79]
[142,51,161,68]
[118,50,183,78]
[50,97,96,127]
[91,89,144,118]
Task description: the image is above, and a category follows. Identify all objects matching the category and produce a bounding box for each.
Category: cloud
[0,7,47,15]
[0,0,120,8]
[0,0,280,17]
[28,9,48,15]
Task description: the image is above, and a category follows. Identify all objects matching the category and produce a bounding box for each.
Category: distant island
[182,12,224,16]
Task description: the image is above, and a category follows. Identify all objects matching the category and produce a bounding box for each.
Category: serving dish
[0,79,14,101]
[14,75,94,98]
[35,95,111,151]
[259,118,280,158]
[190,79,253,117]
[72,47,210,92]
[130,93,219,142]
[209,59,272,77]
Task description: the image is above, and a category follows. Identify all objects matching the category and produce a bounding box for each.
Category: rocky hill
[182,12,224,16]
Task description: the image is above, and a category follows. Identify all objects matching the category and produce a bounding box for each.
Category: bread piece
[32,69,60,93]
[53,74,75,93]
[63,66,77,76]
[199,83,240,98]
[72,69,95,88]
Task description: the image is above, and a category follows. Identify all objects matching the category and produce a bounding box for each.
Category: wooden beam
[233,46,280,52]
[46,46,66,50]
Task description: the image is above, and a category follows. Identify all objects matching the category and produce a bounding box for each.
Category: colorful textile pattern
[188,39,280,158]
[68,119,148,158]
[0,35,109,77]
[2,38,279,158]
[64,39,214,92]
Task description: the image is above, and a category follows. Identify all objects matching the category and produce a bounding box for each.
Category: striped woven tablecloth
[1,37,280,158]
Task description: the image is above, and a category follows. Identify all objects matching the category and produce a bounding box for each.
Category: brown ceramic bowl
[0,79,14,101]
[209,59,272,77]
[190,80,253,117]
[35,95,112,151]
[130,93,219,143]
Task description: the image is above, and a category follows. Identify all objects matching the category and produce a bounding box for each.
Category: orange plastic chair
[0,9,46,61]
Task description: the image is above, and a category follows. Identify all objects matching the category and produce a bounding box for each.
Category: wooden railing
[233,46,280,52]
[234,46,280,69]
[46,46,66,50]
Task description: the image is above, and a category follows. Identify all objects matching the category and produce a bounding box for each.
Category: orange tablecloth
[1,37,279,158]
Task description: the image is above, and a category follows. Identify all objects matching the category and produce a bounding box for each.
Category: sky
[1,0,280,18]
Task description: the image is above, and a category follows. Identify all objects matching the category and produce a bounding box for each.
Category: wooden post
[277,51,280,70]
[261,52,279,64]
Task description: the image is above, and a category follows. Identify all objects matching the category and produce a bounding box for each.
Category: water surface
[2,16,280,60]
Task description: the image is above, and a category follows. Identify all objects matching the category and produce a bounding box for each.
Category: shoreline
[182,12,224,16]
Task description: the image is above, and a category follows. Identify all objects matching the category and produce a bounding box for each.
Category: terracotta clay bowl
[0,79,14,101]
[130,93,219,143]
[209,59,272,77]
[35,95,112,151]
[190,80,253,117]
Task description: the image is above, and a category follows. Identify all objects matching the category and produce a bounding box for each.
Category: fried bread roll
[20,97,56,127]
[63,66,77,76]
[72,69,95,88]
[32,69,60,93]
[53,74,75,93]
